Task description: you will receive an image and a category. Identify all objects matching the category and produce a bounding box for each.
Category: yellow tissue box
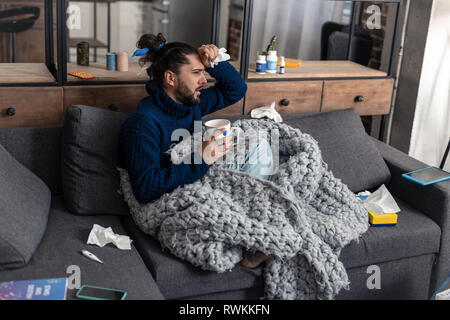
[368,211,398,226]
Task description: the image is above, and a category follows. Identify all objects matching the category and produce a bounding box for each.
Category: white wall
[409,0,450,170]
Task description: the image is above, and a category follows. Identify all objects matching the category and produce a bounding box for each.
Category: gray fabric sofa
[0,105,448,300]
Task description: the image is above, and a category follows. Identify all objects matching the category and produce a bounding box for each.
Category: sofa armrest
[369,136,450,296]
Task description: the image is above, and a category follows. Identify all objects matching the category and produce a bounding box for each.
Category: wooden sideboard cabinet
[244,81,323,115]
[63,85,147,116]
[322,79,394,115]
[205,100,244,119]
[0,74,395,128]
[0,0,404,132]
[0,87,63,128]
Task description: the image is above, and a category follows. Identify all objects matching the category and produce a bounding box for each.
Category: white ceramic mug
[204,119,241,144]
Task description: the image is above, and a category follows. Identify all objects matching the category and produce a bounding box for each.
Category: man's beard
[174,80,201,106]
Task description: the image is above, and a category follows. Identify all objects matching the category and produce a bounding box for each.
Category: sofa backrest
[0,106,391,216]
[0,125,63,195]
[282,108,392,192]
[224,109,392,192]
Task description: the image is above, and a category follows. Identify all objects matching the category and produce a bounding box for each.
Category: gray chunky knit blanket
[117,119,369,300]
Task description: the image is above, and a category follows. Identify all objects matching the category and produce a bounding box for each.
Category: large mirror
[0,0,47,63]
[217,0,245,73]
[250,0,352,62]
[248,0,399,78]
[350,1,398,73]
[0,0,56,83]
[66,0,212,83]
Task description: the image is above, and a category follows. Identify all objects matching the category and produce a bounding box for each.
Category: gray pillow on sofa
[61,105,129,216]
[0,143,51,270]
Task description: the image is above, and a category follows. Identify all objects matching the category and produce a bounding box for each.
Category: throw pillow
[61,105,129,215]
[283,108,391,192]
[0,143,51,270]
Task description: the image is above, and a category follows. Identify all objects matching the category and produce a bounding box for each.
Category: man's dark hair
[136,33,198,90]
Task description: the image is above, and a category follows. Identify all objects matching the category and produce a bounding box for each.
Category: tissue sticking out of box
[361,184,400,214]
[87,224,132,250]
[359,184,400,226]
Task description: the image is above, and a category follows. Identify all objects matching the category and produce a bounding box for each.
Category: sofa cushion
[282,108,392,192]
[340,195,441,269]
[123,193,441,299]
[0,143,51,270]
[0,195,164,300]
[61,105,129,216]
[122,217,264,299]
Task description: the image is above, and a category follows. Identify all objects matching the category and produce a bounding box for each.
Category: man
[119,37,247,204]
[119,34,273,268]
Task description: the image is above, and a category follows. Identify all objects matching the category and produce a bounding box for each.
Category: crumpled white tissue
[361,184,401,214]
[210,48,231,68]
[87,224,132,250]
[250,101,283,123]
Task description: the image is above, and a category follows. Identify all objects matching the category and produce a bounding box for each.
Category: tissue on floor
[87,224,132,250]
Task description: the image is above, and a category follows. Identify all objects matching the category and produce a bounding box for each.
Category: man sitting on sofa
[119,33,271,203]
[119,33,272,267]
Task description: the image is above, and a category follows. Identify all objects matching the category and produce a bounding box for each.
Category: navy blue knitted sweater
[119,61,247,204]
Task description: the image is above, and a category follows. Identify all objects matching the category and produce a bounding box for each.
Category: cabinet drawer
[244,81,323,115]
[322,79,394,115]
[203,100,243,119]
[202,81,243,118]
[63,85,147,115]
[0,87,63,128]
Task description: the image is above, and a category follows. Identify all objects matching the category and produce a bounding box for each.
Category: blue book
[0,278,67,300]
[432,273,450,300]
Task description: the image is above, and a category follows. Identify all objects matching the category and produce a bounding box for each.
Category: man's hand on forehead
[198,44,219,68]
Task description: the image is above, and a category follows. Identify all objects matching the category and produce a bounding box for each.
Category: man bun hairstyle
[136,33,198,90]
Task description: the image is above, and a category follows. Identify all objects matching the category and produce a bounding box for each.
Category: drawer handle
[280,98,290,107]
[109,104,118,111]
[6,107,16,116]
[354,95,365,103]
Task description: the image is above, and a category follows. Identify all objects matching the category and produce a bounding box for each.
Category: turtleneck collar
[151,86,194,119]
